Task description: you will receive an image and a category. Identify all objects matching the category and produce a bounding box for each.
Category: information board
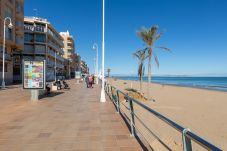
[75,71,81,80]
[23,60,45,89]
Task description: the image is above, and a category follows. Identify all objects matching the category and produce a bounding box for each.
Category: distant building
[80,60,89,74]
[23,16,64,81]
[0,0,24,84]
[59,31,75,78]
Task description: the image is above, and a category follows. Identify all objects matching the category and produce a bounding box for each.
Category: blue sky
[25,0,227,76]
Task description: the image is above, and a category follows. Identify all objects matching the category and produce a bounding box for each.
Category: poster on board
[75,71,81,80]
[23,60,45,89]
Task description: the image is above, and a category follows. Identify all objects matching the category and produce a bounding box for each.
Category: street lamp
[1,17,13,89]
[92,43,98,84]
[100,0,106,102]
[54,51,56,81]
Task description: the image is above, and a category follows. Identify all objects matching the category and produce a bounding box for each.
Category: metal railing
[104,82,222,151]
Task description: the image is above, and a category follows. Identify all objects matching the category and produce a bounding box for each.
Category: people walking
[85,75,89,88]
[89,75,93,88]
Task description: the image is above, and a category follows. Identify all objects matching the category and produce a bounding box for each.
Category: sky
[25,0,227,76]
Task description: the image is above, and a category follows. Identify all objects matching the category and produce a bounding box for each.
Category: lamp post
[100,0,106,102]
[1,17,13,89]
[54,51,56,81]
[92,43,98,84]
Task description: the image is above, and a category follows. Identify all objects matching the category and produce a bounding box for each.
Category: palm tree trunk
[147,57,151,99]
[140,77,143,95]
[139,76,142,94]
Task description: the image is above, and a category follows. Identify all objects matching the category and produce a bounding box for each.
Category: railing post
[104,82,107,92]
[108,85,111,97]
[116,90,120,113]
[107,84,110,96]
[110,86,113,101]
[128,98,135,137]
[182,128,192,151]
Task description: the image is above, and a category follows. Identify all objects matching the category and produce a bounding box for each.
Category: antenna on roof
[33,8,38,17]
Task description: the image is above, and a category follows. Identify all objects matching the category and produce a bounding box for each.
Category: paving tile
[0,81,142,151]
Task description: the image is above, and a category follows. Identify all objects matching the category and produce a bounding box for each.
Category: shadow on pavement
[40,92,64,99]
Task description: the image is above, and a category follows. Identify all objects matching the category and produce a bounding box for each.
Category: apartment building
[60,31,75,78]
[0,0,24,84]
[24,16,64,81]
[80,59,89,74]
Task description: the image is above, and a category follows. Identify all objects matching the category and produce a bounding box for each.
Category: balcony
[23,46,34,54]
[48,41,63,54]
[0,52,11,61]
[35,49,46,54]
[47,60,55,67]
[56,54,64,62]
[47,49,55,58]
[56,62,64,69]
[47,29,64,47]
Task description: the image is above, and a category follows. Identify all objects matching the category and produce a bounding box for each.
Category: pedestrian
[89,75,93,88]
[85,75,89,88]
[92,75,95,84]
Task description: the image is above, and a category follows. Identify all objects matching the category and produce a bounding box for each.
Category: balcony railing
[47,49,55,58]
[47,60,55,67]
[48,40,63,54]
[47,29,64,46]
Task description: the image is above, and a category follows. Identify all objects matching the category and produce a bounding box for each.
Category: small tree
[107,68,111,77]
[132,49,147,94]
[137,25,170,99]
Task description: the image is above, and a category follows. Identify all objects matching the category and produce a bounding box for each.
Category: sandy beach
[108,78,227,150]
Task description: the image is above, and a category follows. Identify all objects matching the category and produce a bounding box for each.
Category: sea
[115,76,227,92]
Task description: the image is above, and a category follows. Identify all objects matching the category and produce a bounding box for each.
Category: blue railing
[104,82,222,151]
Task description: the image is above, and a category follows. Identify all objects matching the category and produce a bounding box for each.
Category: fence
[104,82,222,151]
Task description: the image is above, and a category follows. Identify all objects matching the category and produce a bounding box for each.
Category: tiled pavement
[0,81,143,151]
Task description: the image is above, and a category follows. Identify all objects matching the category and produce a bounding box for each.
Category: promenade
[0,81,142,151]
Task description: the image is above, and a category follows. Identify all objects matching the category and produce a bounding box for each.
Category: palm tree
[137,25,170,99]
[107,68,111,77]
[132,49,147,94]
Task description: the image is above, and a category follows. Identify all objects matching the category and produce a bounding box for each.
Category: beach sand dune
[108,79,227,150]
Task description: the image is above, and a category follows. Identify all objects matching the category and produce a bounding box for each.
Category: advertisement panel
[75,71,81,80]
[23,60,45,89]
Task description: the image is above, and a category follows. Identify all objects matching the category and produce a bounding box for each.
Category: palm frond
[155,31,163,41]
[156,46,171,52]
[154,53,159,69]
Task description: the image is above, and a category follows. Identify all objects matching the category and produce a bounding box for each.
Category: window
[24,44,34,53]
[24,33,34,42]
[35,44,46,53]
[6,28,12,40]
[4,6,12,18]
[0,62,8,72]
[35,34,46,43]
